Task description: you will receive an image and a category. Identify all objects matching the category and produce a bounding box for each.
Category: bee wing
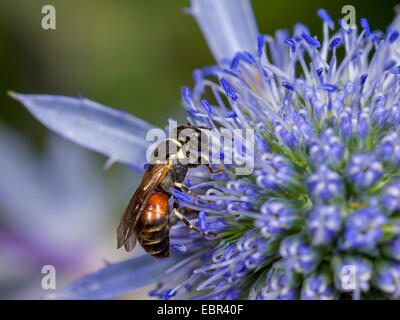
[117,163,171,252]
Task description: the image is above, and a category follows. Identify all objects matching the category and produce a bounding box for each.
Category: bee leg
[173,182,213,204]
[202,163,225,175]
[172,208,217,238]
[173,182,204,200]
[187,153,224,173]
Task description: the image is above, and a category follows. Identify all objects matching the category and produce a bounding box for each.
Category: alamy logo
[41,265,56,290]
[341,5,356,28]
[41,5,56,30]
[341,265,357,290]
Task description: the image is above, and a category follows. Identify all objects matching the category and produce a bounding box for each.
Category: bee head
[172,125,211,152]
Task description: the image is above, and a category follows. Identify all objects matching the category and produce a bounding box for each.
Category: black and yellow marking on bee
[116,125,222,258]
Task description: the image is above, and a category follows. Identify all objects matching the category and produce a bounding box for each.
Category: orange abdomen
[135,192,170,258]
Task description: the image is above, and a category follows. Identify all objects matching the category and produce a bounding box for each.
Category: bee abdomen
[135,192,170,258]
[137,227,170,258]
[138,233,170,258]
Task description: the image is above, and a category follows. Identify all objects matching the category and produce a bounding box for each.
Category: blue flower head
[342,208,387,252]
[307,204,342,246]
[333,256,373,298]
[307,165,342,201]
[375,262,400,298]
[279,237,320,274]
[382,182,400,213]
[308,128,344,164]
[255,261,300,300]
[301,272,337,300]
[10,0,400,299]
[383,237,400,261]
[346,154,383,188]
[256,201,301,237]
[380,131,400,165]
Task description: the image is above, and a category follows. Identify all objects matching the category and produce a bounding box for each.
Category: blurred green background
[0,0,398,298]
[1,0,399,141]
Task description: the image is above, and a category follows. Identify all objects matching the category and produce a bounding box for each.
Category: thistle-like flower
[10,0,400,299]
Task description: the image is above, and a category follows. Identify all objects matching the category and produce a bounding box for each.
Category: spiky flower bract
[146,6,400,299]
[10,1,400,300]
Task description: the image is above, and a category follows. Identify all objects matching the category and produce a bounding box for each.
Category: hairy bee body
[134,192,170,258]
[117,125,220,257]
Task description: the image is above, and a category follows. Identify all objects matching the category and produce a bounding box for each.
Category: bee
[117,125,222,258]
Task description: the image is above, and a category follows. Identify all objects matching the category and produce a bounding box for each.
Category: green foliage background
[0,0,398,144]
